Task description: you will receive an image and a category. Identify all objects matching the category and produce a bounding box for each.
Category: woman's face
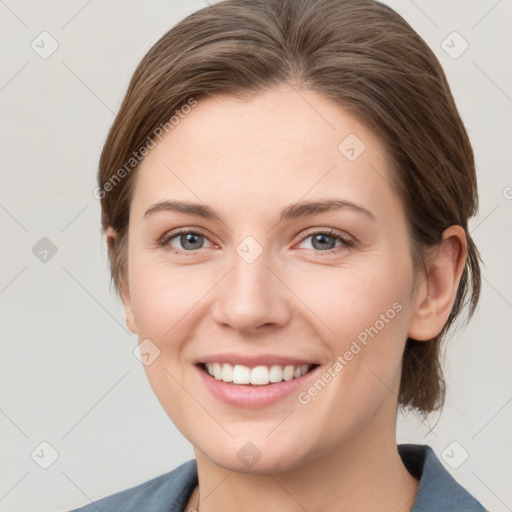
[121,85,424,472]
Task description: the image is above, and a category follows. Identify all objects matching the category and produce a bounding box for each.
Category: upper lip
[195,353,320,368]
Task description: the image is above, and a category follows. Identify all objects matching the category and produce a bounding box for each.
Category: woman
[70,0,487,510]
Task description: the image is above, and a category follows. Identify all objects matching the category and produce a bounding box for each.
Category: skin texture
[108,85,467,512]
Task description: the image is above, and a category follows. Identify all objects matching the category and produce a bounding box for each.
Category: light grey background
[0,1,511,511]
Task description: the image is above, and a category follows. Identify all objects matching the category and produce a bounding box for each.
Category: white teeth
[282,365,295,381]
[204,362,313,385]
[212,362,222,380]
[250,366,268,385]
[233,364,251,384]
[269,365,283,383]
[221,363,233,382]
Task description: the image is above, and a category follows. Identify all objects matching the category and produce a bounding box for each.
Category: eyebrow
[143,198,376,222]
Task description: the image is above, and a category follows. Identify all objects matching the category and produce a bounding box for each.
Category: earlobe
[408,225,467,341]
[120,279,137,334]
[106,227,137,334]
[105,226,117,257]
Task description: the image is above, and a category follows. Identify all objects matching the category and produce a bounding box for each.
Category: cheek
[301,252,411,335]
[327,278,408,352]
[128,256,200,333]
[128,261,222,377]
[296,254,414,389]
[287,269,413,439]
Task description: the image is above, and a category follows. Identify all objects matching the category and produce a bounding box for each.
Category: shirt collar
[398,443,486,511]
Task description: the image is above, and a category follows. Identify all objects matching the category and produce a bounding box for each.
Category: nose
[210,248,292,334]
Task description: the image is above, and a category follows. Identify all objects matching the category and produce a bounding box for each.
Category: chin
[195,435,313,475]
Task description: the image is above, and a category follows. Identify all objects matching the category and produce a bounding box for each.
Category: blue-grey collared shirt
[68,444,487,511]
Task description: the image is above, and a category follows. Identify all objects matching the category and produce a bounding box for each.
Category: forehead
[132,86,400,222]
[149,87,384,165]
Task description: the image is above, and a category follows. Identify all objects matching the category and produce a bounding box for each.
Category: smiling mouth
[198,362,320,386]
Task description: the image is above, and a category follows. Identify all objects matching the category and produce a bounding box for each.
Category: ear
[408,225,467,341]
[106,227,137,334]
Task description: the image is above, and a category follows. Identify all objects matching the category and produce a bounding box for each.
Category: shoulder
[398,444,488,512]
[66,459,198,512]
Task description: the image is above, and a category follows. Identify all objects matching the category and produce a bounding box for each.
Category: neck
[190,397,419,512]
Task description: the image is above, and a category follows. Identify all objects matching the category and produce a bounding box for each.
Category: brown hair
[97,0,481,415]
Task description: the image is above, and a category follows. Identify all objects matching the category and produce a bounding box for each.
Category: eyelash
[158,227,354,256]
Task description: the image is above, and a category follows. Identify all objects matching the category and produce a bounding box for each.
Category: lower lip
[195,364,320,408]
